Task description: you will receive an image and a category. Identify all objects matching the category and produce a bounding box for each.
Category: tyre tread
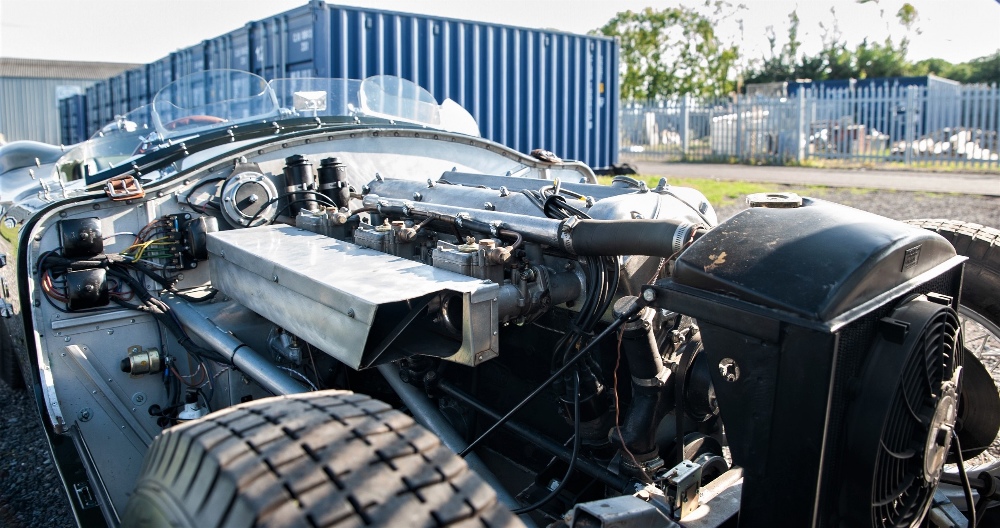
[906,219,1000,322]
[123,391,519,528]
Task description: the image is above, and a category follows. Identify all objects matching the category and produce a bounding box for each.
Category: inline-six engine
[200,156,973,526]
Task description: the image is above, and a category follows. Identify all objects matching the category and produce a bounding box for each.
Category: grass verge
[596,175,867,206]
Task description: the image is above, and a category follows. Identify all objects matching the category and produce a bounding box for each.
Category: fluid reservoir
[318,157,350,208]
[283,155,318,215]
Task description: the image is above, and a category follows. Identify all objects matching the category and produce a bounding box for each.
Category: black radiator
[646,198,964,527]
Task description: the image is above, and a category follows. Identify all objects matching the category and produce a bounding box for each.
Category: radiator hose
[607,296,672,480]
[566,219,702,257]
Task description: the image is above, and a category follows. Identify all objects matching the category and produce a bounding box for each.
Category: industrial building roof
[0,57,140,80]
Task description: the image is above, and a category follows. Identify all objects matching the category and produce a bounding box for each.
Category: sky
[1,0,998,67]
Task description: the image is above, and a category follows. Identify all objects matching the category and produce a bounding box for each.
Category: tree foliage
[911,52,1000,84]
[599,1,999,100]
[741,2,999,88]
[595,5,739,99]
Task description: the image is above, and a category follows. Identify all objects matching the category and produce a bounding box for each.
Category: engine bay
[15,128,988,527]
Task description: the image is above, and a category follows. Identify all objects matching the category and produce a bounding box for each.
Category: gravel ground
[0,385,75,527]
[709,186,1000,226]
[0,188,997,527]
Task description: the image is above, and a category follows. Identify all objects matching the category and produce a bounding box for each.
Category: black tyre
[121,391,521,528]
[0,323,25,390]
[907,219,1000,471]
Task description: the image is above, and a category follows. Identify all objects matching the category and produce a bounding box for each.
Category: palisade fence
[620,83,1000,170]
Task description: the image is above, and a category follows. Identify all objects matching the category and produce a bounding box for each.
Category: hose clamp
[560,217,579,254]
[632,368,670,388]
[672,222,698,254]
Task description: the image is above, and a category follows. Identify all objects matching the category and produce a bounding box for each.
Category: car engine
[4,73,995,527]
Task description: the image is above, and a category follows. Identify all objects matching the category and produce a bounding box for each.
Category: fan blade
[950,351,1000,462]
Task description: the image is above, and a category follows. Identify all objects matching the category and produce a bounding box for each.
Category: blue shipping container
[96,79,113,128]
[109,73,130,117]
[85,84,102,135]
[59,94,88,145]
[205,28,252,71]
[238,1,618,167]
[789,75,962,142]
[126,67,149,110]
[787,78,856,97]
[147,56,174,99]
[71,1,619,167]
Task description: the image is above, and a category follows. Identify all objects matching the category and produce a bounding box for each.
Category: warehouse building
[0,58,139,145]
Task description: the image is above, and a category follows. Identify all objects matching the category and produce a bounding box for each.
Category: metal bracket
[104,174,145,201]
[570,495,673,527]
[0,299,12,318]
[73,482,99,510]
[664,459,703,520]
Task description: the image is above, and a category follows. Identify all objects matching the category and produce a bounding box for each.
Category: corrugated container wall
[59,94,88,145]
[126,67,149,110]
[96,80,113,129]
[245,2,620,167]
[68,1,619,168]
[109,73,130,117]
[147,56,174,97]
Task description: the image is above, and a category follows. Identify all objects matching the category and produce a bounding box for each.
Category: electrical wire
[459,304,641,457]
[305,343,323,389]
[170,363,206,387]
[512,371,581,515]
[181,176,225,212]
[278,366,319,391]
[613,329,643,471]
[247,191,339,226]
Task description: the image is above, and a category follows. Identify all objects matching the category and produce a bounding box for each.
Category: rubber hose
[611,383,670,459]
[569,219,696,257]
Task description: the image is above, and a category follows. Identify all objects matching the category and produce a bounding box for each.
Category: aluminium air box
[207,224,499,370]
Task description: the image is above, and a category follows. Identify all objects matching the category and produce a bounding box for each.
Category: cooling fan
[840,294,962,527]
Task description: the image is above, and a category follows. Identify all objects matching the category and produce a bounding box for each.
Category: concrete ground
[630,161,1000,196]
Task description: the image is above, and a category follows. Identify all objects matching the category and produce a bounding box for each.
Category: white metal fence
[620,84,1000,170]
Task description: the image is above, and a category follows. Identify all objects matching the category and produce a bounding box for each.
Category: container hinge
[105,174,145,201]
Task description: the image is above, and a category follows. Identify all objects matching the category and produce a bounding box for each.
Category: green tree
[910,58,956,78]
[910,53,1000,84]
[963,52,1000,84]
[854,38,909,78]
[744,10,802,84]
[596,6,739,99]
[742,3,921,84]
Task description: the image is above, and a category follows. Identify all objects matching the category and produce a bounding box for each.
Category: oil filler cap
[746,192,802,208]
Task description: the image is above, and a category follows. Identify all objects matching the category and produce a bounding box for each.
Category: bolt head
[642,289,657,302]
